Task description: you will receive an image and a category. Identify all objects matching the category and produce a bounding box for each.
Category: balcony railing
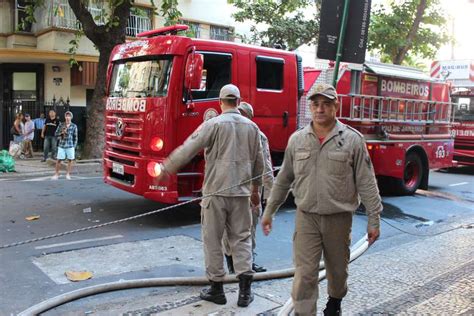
[34,0,151,37]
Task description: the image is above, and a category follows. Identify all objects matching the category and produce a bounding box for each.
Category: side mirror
[184,53,204,90]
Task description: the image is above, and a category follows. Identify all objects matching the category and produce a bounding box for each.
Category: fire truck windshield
[453,96,474,121]
[109,58,172,98]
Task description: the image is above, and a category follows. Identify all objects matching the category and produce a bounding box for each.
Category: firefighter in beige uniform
[261,84,382,316]
[223,102,274,273]
[159,84,264,307]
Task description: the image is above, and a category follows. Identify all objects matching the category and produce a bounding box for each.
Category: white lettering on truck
[381,79,429,98]
[106,98,147,112]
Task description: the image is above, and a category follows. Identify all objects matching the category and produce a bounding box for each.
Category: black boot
[237,274,254,307]
[225,255,235,274]
[252,252,267,272]
[200,281,227,305]
[252,262,267,273]
[323,297,342,316]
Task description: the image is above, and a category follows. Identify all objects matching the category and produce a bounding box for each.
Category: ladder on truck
[338,94,454,124]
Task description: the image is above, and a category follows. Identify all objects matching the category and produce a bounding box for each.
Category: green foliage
[17,0,44,31]
[368,0,450,66]
[228,0,320,50]
[159,0,182,26]
[68,29,85,68]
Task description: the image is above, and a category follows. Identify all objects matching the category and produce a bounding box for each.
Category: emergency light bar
[137,25,189,38]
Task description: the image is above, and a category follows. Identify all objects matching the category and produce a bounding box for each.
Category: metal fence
[1,99,86,152]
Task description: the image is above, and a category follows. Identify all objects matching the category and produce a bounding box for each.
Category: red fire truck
[431,60,474,166]
[451,88,474,165]
[103,25,454,203]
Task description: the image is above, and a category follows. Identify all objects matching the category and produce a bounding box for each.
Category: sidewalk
[0,151,102,179]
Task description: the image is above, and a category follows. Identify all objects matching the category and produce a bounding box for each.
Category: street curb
[0,162,102,179]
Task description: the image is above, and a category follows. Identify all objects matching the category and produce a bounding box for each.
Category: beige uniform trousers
[222,203,261,256]
[202,195,254,282]
[292,210,352,316]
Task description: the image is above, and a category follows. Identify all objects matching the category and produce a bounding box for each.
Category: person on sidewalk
[33,113,46,151]
[52,111,77,180]
[157,84,264,307]
[223,102,274,274]
[42,110,60,162]
[22,114,35,158]
[12,113,24,144]
[261,84,382,316]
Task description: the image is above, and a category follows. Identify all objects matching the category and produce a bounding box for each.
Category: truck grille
[105,113,143,157]
[105,112,143,184]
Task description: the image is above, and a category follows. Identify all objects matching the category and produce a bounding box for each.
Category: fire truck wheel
[394,152,423,195]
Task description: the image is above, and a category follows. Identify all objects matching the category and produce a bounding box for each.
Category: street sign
[317,0,372,64]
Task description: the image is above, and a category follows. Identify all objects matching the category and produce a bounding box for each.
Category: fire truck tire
[393,152,424,195]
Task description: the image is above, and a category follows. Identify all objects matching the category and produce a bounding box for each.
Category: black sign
[317,0,372,64]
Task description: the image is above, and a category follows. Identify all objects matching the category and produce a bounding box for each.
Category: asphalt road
[0,167,473,314]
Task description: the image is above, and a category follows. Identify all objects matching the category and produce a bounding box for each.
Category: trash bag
[8,141,22,158]
[0,150,16,173]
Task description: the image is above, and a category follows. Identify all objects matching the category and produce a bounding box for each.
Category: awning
[71,61,98,87]
[363,62,432,81]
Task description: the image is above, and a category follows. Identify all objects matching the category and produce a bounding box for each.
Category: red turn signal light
[147,161,162,177]
[150,136,164,152]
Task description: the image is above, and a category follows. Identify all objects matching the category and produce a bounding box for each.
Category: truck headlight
[147,161,162,177]
[150,136,164,152]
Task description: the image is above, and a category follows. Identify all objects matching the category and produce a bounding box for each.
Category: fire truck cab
[104,25,303,203]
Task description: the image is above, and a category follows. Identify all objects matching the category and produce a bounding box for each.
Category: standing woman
[12,113,24,143]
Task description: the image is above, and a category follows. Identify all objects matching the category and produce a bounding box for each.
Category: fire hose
[18,236,369,315]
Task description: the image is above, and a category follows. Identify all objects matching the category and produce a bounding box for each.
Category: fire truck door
[176,51,234,147]
[250,53,293,152]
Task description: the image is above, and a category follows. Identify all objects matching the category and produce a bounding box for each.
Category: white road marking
[449,182,469,187]
[35,235,123,250]
[19,176,102,182]
[33,236,204,284]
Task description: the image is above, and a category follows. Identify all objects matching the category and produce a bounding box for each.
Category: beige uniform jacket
[163,108,264,197]
[263,120,382,229]
[259,131,274,200]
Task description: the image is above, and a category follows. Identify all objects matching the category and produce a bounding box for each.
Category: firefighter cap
[238,102,254,119]
[308,83,337,100]
[219,84,241,100]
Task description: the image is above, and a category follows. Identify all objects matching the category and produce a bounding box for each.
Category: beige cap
[65,111,73,118]
[308,83,337,100]
[219,84,241,99]
[238,102,254,119]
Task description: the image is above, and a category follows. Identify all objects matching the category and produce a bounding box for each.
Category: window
[109,58,173,98]
[210,25,232,41]
[256,56,284,90]
[127,7,152,37]
[191,53,232,100]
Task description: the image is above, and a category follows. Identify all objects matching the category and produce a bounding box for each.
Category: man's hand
[367,227,380,246]
[250,190,260,207]
[261,216,272,236]
[41,133,44,139]
[156,164,170,182]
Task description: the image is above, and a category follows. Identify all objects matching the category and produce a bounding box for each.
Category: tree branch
[393,0,427,64]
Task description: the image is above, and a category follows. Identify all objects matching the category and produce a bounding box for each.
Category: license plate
[112,162,124,175]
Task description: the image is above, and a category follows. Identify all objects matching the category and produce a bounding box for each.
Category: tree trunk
[82,47,113,159]
[67,0,131,159]
[393,0,427,65]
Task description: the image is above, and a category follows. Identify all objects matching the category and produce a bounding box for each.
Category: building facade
[0,0,250,149]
